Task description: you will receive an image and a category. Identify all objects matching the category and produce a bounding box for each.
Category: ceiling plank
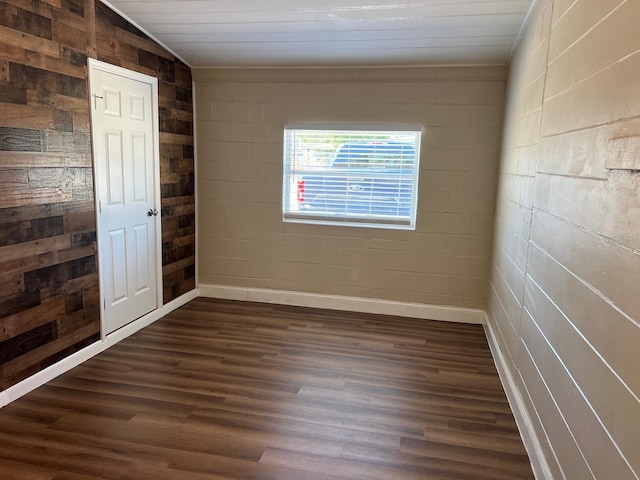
[106,0,533,67]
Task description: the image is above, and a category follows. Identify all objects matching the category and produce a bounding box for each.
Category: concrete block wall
[194,66,506,309]
[489,0,640,477]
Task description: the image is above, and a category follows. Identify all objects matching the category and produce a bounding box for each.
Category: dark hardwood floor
[0,298,534,479]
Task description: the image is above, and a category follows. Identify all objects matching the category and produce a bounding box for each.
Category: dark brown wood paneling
[0,0,99,390]
[0,5,53,40]
[0,0,194,391]
[95,0,195,305]
[0,216,64,247]
[0,127,44,151]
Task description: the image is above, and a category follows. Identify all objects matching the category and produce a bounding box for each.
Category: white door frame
[88,58,163,340]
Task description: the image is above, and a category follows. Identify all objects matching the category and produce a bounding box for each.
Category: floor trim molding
[0,289,198,409]
[198,284,485,324]
[484,316,553,480]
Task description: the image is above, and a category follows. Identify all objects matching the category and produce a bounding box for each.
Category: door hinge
[103,299,106,310]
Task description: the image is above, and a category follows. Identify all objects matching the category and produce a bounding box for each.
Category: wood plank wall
[0,0,195,391]
[94,2,196,302]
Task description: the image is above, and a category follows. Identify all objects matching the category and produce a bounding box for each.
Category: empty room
[0,0,638,478]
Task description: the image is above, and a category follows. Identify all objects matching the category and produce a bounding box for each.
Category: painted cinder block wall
[0,0,195,390]
[194,67,505,310]
[488,0,640,477]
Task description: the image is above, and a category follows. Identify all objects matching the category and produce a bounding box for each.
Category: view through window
[283,126,422,229]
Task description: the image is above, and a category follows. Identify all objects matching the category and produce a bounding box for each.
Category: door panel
[108,228,128,303]
[90,62,159,335]
[132,134,148,201]
[133,223,151,293]
[105,131,124,205]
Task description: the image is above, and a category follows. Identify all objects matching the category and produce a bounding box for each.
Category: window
[282,126,422,229]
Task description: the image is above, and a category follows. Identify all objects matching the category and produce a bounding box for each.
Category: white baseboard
[483,316,553,480]
[0,289,198,409]
[198,284,485,324]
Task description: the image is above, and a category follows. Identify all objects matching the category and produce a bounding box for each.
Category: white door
[89,60,161,335]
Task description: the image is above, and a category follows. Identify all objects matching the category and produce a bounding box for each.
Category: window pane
[282,127,422,229]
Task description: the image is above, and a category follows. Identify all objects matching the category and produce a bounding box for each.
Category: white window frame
[282,125,422,230]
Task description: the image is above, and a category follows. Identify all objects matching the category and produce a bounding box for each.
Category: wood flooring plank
[188,407,400,450]
[134,411,347,458]
[0,434,131,479]
[0,298,534,479]
[399,437,532,477]
[422,424,529,455]
[48,412,266,463]
[261,447,457,480]
[46,375,227,408]
[0,458,56,480]
[342,442,530,480]
[295,385,509,425]
[155,450,353,480]
[22,384,197,419]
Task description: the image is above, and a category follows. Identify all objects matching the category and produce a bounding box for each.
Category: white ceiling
[106,0,534,68]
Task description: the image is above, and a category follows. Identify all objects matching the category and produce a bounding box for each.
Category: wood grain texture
[0,0,194,391]
[94,0,195,303]
[0,0,98,391]
[0,298,534,479]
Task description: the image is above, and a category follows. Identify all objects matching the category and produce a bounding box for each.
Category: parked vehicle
[296,142,416,217]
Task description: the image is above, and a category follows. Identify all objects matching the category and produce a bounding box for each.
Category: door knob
[147,208,158,217]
